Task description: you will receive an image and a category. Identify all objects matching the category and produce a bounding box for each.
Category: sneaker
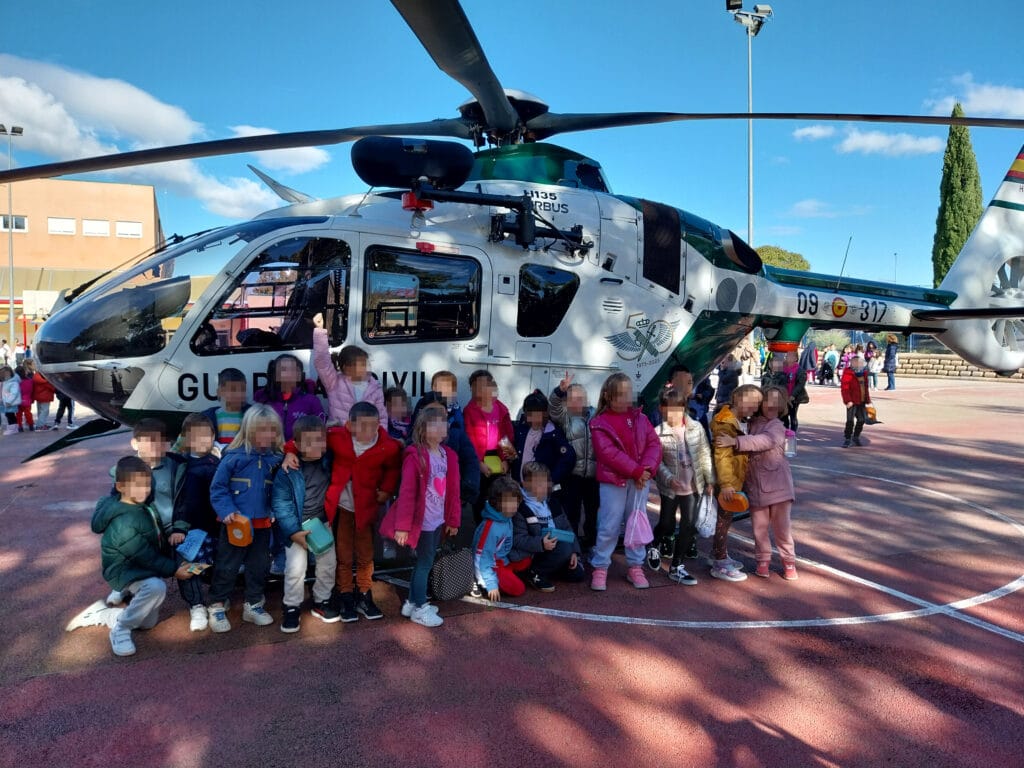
[401,600,439,618]
[207,604,231,633]
[469,583,484,599]
[626,565,650,589]
[782,563,799,581]
[310,598,341,624]
[280,605,301,633]
[755,562,771,579]
[338,592,359,623]
[685,541,699,559]
[853,436,863,447]
[645,545,662,570]
[189,604,209,631]
[410,604,444,627]
[67,421,76,428]
[109,624,136,657]
[710,562,748,582]
[242,601,274,627]
[842,439,851,448]
[724,556,744,571]
[105,589,125,606]
[668,565,698,586]
[661,537,676,561]
[356,590,384,620]
[527,571,555,593]
[590,567,608,591]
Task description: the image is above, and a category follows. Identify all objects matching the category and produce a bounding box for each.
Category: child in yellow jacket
[709,384,763,582]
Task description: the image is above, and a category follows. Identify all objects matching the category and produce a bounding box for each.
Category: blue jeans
[590,482,647,569]
[886,371,896,389]
[410,526,443,607]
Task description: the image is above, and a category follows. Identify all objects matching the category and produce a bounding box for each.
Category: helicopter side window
[362,248,480,343]
[193,236,350,355]
[516,264,581,338]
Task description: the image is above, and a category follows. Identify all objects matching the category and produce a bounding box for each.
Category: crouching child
[92,457,194,657]
[473,476,523,599]
[508,462,586,592]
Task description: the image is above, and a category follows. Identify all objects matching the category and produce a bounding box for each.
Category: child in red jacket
[31,367,56,430]
[308,401,400,622]
[840,355,872,448]
[15,364,34,431]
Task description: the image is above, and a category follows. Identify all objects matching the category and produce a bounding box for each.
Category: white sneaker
[242,601,274,627]
[710,562,747,582]
[189,605,209,632]
[401,600,439,618]
[207,604,231,633]
[109,624,136,656]
[410,604,443,627]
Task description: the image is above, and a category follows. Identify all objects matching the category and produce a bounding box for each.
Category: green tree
[931,102,983,287]
[757,245,811,271]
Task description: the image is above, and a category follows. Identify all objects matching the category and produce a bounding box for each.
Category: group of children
[91,344,801,657]
[0,360,74,434]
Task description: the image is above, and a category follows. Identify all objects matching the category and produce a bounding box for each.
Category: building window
[83,219,110,237]
[116,221,143,238]
[517,263,580,337]
[48,217,76,235]
[194,235,350,355]
[362,247,481,343]
[0,215,27,232]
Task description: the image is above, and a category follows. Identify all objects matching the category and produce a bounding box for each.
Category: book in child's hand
[182,562,211,575]
[542,526,575,543]
[483,455,504,475]
[176,529,208,562]
[302,517,335,556]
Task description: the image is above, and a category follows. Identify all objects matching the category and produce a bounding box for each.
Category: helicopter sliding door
[357,237,491,402]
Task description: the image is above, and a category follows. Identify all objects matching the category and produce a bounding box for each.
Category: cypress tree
[931,102,983,287]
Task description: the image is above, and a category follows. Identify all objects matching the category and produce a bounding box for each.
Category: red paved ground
[1,377,1022,768]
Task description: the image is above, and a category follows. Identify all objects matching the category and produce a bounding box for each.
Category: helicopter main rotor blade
[0,119,473,184]
[390,0,519,135]
[526,111,1024,140]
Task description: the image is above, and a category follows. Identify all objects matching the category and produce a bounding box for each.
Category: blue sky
[3,1,1023,288]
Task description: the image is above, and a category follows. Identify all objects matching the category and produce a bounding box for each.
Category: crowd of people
[0,357,75,434]
[86,328,901,657]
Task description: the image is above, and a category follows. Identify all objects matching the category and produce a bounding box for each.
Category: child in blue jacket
[206,405,284,632]
[472,476,523,600]
[511,391,576,489]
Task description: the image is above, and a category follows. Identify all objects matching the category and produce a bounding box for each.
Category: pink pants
[750,502,796,566]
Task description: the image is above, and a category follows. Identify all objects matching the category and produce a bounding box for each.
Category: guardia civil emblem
[605,314,680,362]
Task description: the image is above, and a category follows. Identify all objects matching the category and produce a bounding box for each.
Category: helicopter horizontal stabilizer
[21,419,128,464]
[247,165,316,204]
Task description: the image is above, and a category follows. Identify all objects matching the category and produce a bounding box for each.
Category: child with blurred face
[840,354,871,448]
[464,369,515,519]
[472,476,522,601]
[203,368,250,453]
[548,371,599,549]
[385,386,411,442]
[708,384,763,582]
[312,314,388,430]
[128,419,188,547]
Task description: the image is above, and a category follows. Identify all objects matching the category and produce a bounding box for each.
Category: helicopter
[2,0,1023,457]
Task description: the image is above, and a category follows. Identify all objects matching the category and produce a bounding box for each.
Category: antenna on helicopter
[834,235,853,293]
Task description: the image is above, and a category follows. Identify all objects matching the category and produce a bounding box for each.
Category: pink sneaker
[626,565,650,589]
[755,562,770,579]
[590,567,608,591]
[782,562,798,581]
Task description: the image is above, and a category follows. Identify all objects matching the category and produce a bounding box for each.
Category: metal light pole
[730,5,773,246]
[0,124,23,347]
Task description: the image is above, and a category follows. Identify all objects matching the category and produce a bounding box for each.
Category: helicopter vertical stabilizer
[934,145,1024,374]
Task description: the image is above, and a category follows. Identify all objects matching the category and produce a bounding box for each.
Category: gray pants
[36,401,50,424]
[283,542,337,606]
[116,577,166,630]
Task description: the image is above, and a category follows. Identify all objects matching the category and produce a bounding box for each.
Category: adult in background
[882,334,900,390]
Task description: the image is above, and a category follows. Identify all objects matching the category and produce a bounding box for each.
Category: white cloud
[792,125,835,141]
[786,199,871,219]
[230,126,331,173]
[927,73,1024,118]
[0,55,317,218]
[836,129,943,157]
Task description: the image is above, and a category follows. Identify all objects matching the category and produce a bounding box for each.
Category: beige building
[0,178,162,340]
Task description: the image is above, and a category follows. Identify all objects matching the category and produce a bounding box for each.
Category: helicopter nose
[33,275,190,422]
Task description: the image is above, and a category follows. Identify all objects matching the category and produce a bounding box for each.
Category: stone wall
[895,353,1024,380]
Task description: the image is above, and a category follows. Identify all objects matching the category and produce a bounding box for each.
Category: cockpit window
[516,263,580,337]
[194,236,350,355]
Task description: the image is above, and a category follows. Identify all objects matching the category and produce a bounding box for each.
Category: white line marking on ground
[376,467,1024,642]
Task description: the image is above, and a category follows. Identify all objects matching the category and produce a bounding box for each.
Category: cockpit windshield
[35,217,329,364]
